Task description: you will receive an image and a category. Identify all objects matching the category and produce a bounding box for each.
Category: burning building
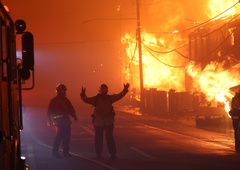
[121,0,240,124]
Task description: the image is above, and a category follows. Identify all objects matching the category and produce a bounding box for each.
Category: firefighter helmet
[56,84,67,92]
[99,84,108,94]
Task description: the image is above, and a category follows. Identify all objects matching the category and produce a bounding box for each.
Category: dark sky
[1,0,210,110]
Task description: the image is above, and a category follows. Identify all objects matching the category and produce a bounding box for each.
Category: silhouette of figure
[47,84,78,158]
[80,83,129,160]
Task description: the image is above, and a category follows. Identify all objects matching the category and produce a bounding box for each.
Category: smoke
[140,0,209,32]
[2,0,212,110]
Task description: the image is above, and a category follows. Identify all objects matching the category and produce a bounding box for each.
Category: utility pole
[81,1,144,111]
[136,0,144,111]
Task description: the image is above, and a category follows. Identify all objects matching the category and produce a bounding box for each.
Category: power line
[140,12,240,63]
[194,14,240,63]
[35,39,119,45]
[142,42,189,58]
[142,42,186,68]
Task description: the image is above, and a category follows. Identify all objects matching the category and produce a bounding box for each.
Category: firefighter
[230,89,240,153]
[80,83,129,160]
[47,84,78,158]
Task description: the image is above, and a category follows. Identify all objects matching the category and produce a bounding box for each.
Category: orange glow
[121,32,188,97]
[207,0,240,19]
[186,61,240,115]
[3,5,10,13]
[121,0,240,116]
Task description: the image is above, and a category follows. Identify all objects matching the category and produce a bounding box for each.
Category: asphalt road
[21,106,240,170]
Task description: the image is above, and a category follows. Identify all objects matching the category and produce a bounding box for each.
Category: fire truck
[0,2,34,170]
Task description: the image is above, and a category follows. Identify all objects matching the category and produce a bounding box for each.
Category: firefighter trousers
[94,124,116,156]
[53,125,71,154]
[232,119,240,151]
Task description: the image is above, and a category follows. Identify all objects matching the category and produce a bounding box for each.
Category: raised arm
[111,83,130,103]
[80,86,97,105]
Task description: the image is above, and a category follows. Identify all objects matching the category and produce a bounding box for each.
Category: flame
[207,0,240,19]
[121,0,240,116]
[121,32,188,95]
[186,61,240,112]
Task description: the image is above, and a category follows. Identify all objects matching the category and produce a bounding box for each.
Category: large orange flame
[186,61,240,112]
[121,32,188,93]
[207,0,240,19]
[121,0,240,114]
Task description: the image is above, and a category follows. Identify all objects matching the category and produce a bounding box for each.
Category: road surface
[21,106,239,170]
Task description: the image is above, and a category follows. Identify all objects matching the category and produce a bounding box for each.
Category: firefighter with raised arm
[47,84,78,158]
[80,83,129,160]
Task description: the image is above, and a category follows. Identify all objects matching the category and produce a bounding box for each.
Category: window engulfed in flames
[121,32,188,98]
[121,0,240,114]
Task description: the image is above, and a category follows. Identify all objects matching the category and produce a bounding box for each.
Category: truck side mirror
[22,31,34,70]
